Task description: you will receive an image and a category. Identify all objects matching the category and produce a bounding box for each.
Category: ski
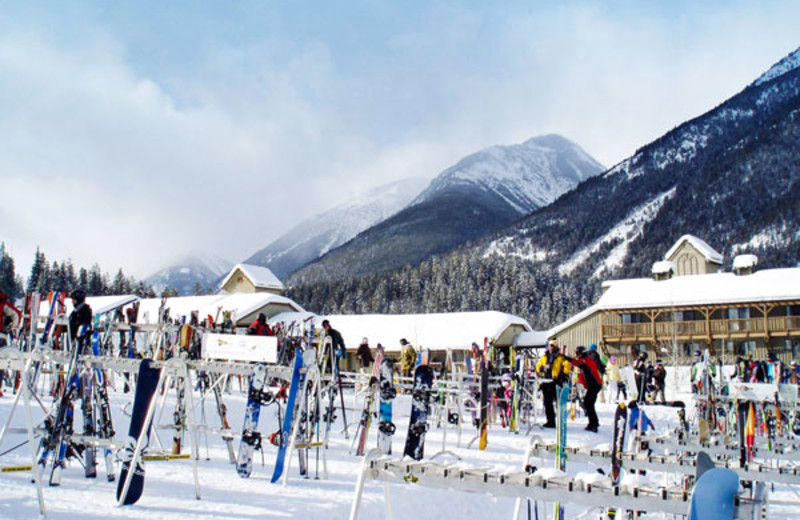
[553,383,570,520]
[91,313,116,481]
[271,347,305,483]
[117,359,161,505]
[403,364,434,461]
[355,350,383,456]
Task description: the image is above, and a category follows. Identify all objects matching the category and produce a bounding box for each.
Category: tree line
[0,243,156,302]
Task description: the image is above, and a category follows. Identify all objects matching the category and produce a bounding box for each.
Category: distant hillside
[146,254,231,295]
[289,134,604,285]
[244,178,428,279]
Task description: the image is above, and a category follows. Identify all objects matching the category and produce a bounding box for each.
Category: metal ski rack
[0,346,47,516]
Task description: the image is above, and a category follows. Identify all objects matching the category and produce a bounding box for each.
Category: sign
[201,333,277,363]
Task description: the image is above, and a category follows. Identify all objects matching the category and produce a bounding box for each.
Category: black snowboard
[117,360,161,505]
[403,365,434,460]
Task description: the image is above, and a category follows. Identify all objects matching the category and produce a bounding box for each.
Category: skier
[400,338,416,381]
[356,337,373,370]
[606,355,626,403]
[0,291,22,397]
[690,350,716,392]
[565,346,602,431]
[247,313,272,336]
[321,319,345,366]
[535,342,571,428]
[69,289,93,352]
[633,352,649,401]
[651,360,667,403]
[355,337,374,391]
[766,352,782,384]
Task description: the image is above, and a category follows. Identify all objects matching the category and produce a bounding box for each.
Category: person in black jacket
[69,289,92,351]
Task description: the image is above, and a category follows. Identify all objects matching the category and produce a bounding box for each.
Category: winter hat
[400,338,408,345]
[589,344,598,351]
[575,346,586,355]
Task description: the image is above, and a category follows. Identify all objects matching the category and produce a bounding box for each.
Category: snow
[753,46,800,86]
[664,234,723,265]
[597,266,800,310]
[2,368,797,520]
[412,135,604,215]
[269,311,532,352]
[132,293,305,325]
[558,188,676,277]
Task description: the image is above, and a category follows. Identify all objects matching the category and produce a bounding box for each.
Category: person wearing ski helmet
[69,289,92,350]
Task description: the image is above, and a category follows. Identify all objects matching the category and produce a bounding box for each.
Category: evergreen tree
[0,242,23,300]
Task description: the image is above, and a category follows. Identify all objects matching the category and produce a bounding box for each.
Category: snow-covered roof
[651,261,675,275]
[512,330,549,348]
[220,263,284,291]
[132,293,304,325]
[36,294,140,318]
[664,234,723,264]
[598,267,800,310]
[277,311,531,352]
[733,254,758,270]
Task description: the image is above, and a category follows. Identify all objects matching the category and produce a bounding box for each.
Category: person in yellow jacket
[536,342,571,428]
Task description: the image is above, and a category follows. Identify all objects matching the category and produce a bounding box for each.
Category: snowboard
[271,347,305,483]
[554,384,570,520]
[478,358,489,450]
[377,357,397,454]
[608,401,627,519]
[688,467,739,520]
[403,364,434,461]
[356,350,383,456]
[696,450,715,480]
[117,359,161,505]
[236,364,269,477]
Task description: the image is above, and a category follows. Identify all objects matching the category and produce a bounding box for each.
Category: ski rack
[527,438,800,485]
[349,436,769,520]
[643,433,800,463]
[0,346,47,516]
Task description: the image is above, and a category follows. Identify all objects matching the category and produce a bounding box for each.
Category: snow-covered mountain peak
[412,134,605,214]
[753,46,800,86]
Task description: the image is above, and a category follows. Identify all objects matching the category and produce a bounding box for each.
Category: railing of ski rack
[349,437,769,520]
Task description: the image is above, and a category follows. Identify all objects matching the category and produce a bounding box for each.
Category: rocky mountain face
[145,253,231,296]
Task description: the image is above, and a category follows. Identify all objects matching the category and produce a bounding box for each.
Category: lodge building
[548,235,800,365]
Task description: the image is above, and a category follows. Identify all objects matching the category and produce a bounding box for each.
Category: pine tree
[0,242,23,300]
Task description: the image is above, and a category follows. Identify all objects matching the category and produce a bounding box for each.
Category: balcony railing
[602,316,798,340]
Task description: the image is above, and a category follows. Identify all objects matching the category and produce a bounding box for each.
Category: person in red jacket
[248,313,272,336]
[567,346,603,432]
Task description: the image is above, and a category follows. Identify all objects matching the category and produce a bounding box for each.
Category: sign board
[201,332,277,363]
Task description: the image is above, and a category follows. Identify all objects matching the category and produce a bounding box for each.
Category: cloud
[0,1,798,281]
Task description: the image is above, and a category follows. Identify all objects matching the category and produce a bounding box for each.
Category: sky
[0,1,798,281]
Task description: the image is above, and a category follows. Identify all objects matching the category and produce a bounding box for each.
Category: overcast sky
[1,1,798,281]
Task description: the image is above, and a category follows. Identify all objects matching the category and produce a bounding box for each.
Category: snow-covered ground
[1,372,798,519]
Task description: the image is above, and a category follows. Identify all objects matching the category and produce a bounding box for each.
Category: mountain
[244,177,429,279]
[484,46,800,280]
[145,253,232,296]
[289,134,605,284]
[287,46,800,328]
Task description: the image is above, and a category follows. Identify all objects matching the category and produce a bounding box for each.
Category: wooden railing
[602,316,799,340]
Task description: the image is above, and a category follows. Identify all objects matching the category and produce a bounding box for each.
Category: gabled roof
[220,263,284,291]
[664,234,723,264]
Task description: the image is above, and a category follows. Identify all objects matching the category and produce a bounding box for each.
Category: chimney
[733,254,758,275]
[651,261,675,281]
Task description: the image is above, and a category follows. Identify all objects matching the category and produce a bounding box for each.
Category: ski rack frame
[349,435,769,520]
[0,346,47,516]
[527,438,800,486]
